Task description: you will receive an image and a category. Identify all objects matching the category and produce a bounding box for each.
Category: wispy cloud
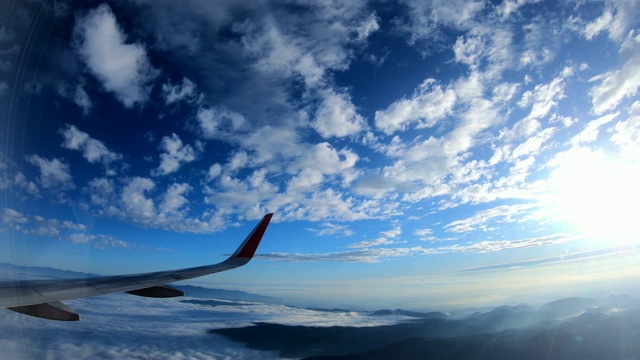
[457,245,637,273]
[590,31,640,114]
[259,233,574,262]
[445,203,538,233]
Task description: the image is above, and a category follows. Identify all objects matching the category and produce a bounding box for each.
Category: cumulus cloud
[196,106,249,139]
[2,208,28,226]
[0,208,134,249]
[159,183,191,215]
[287,143,359,192]
[380,225,402,239]
[87,176,213,233]
[312,89,366,138]
[121,177,156,222]
[374,78,456,135]
[73,4,158,108]
[60,125,121,165]
[155,133,201,176]
[25,155,73,190]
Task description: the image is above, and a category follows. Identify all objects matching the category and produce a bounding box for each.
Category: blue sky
[2,0,640,310]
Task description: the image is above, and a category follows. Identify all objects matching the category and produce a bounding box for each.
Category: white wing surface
[0,213,273,321]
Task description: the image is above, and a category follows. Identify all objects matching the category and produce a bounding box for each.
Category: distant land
[211,295,640,359]
[175,285,284,304]
[369,309,448,319]
[0,262,101,280]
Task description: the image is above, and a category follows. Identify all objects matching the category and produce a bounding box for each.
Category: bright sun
[547,151,640,244]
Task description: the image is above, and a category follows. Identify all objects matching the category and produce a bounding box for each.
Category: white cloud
[355,12,380,40]
[155,133,200,176]
[583,0,640,42]
[57,82,92,115]
[73,4,158,108]
[312,89,366,138]
[196,106,249,139]
[497,0,541,19]
[518,74,567,123]
[446,233,575,253]
[121,177,156,222]
[204,171,278,217]
[413,228,434,241]
[308,223,355,237]
[380,225,402,239]
[399,0,485,43]
[611,113,640,160]
[86,177,213,233]
[227,151,249,172]
[379,93,502,200]
[207,163,222,180]
[239,126,302,164]
[347,223,402,248]
[445,203,538,233]
[453,35,485,67]
[287,143,358,192]
[60,125,121,165]
[258,232,574,262]
[2,208,28,226]
[162,77,199,105]
[0,208,134,249]
[25,155,73,190]
[452,27,515,80]
[570,113,619,145]
[237,1,377,89]
[374,78,456,135]
[159,183,191,216]
[509,127,557,159]
[590,31,640,115]
[257,246,429,263]
[348,237,394,248]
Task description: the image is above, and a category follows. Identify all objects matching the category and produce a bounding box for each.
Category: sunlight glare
[548,153,640,244]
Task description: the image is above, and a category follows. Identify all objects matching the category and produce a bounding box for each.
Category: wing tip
[232,213,273,259]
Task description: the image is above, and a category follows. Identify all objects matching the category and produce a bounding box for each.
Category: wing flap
[127,285,184,298]
[8,301,80,321]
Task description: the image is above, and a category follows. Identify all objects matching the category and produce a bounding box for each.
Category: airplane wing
[0,213,273,321]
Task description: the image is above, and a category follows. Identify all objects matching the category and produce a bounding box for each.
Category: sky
[1,0,640,310]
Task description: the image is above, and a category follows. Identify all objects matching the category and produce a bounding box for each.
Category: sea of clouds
[0,294,411,359]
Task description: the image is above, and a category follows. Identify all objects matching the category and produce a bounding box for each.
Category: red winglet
[232,213,273,258]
